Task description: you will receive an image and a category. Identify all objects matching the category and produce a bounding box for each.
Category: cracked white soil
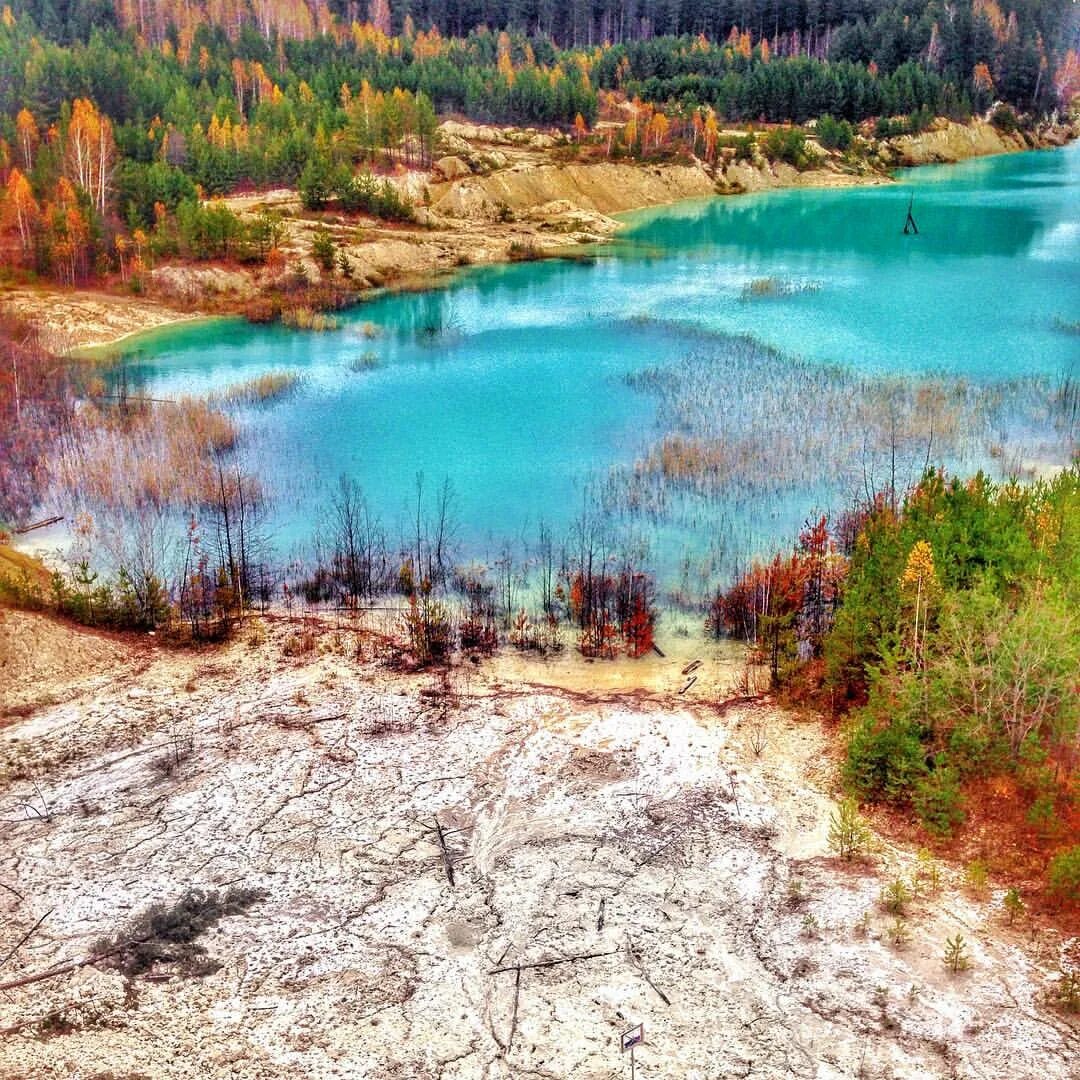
[0,610,1076,1079]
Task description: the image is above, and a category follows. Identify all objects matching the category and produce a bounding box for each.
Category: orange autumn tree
[622,572,656,658]
[566,563,658,660]
[15,108,39,172]
[64,98,115,218]
[708,516,846,684]
[899,539,940,665]
[646,110,669,151]
[703,111,719,162]
[44,177,92,284]
[1,168,39,258]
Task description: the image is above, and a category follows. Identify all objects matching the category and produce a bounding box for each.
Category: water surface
[121,144,1080,585]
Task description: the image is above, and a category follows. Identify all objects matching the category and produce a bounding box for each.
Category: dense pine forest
[0,0,1078,283]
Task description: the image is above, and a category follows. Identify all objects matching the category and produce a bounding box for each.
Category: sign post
[621,1023,644,1080]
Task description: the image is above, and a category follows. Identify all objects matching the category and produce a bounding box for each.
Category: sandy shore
[0,287,203,354]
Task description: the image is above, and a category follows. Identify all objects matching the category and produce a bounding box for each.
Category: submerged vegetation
[611,325,1075,575]
[211,371,302,405]
[739,277,822,300]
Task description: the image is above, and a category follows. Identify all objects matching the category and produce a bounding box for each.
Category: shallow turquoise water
[121,144,1079,583]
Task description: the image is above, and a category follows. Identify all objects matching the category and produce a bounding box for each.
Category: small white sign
[621,1023,644,1052]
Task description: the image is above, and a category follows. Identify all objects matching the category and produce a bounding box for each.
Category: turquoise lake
[121,144,1080,589]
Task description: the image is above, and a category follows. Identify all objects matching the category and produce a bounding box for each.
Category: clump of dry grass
[348,352,380,373]
[212,372,301,405]
[281,306,339,331]
[740,277,822,300]
[508,239,542,261]
[52,396,243,512]
[282,626,319,657]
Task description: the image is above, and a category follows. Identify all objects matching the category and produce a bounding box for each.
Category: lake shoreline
[2,116,1074,353]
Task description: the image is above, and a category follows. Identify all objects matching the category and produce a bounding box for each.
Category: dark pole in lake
[903,193,919,235]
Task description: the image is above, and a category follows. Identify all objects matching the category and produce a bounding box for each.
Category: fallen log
[434,816,455,887]
[507,965,522,1050]
[12,515,63,535]
[488,948,619,975]
[0,940,138,994]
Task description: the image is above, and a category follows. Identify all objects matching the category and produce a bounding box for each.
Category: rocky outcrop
[430,161,719,220]
[152,265,258,304]
[438,119,562,150]
[432,155,472,181]
[880,117,1075,166]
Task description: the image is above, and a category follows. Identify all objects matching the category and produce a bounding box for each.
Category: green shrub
[912,757,966,837]
[299,153,335,210]
[718,133,756,162]
[880,877,912,915]
[337,170,414,222]
[1052,966,1080,1012]
[1047,845,1080,904]
[761,127,812,170]
[991,105,1019,134]
[888,917,910,947]
[873,108,934,138]
[175,198,244,260]
[817,115,854,151]
[1003,887,1025,925]
[964,859,989,895]
[0,569,46,610]
[908,105,934,133]
[915,848,942,894]
[402,594,453,664]
[843,713,926,802]
[943,933,971,973]
[311,226,336,272]
[5,562,168,631]
[828,797,871,859]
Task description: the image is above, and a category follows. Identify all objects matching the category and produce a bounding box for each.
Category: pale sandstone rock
[433,155,472,181]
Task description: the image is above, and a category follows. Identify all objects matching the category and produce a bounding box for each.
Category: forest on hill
[710,469,1079,904]
[0,0,1078,288]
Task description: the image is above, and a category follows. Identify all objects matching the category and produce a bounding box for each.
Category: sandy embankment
[0,607,1076,1079]
[0,287,202,353]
